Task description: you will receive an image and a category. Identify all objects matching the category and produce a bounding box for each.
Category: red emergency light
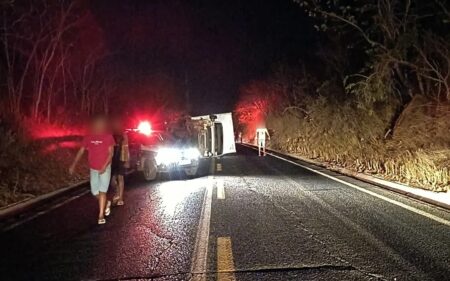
[137,121,152,136]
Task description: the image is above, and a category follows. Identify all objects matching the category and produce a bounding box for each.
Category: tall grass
[267,96,450,192]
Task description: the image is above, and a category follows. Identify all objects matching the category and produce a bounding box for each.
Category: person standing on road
[70,115,115,225]
[256,128,270,156]
[111,118,129,206]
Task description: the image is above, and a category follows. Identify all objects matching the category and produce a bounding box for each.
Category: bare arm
[69,147,85,175]
[266,129,271,140]
[122,133,130,164]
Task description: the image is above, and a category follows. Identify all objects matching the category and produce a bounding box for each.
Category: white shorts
[258,139,266,147]
[89,165,111,195]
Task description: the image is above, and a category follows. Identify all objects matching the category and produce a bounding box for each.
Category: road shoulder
[239,143,450,211]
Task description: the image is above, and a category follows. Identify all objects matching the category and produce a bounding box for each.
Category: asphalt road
[1,145,450,281]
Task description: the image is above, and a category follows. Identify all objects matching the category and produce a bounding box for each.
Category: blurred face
[91,117,108,134]
[256,121,266,129]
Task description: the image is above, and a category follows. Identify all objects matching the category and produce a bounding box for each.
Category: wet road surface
[1,145,450,280]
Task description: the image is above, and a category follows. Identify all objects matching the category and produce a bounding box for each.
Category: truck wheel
[142,158,157,181]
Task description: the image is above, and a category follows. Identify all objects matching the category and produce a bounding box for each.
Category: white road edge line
[217,179,225,200]
[246,145,450,227]
[2,190,90,232]
[190,165,215,280]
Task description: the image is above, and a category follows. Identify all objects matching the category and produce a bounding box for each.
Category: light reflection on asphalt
[158,179,204,217]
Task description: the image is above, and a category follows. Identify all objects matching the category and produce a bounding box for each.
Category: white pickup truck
[129,113,236,181]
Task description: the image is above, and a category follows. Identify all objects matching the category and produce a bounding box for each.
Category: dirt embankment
[0,119,88,208]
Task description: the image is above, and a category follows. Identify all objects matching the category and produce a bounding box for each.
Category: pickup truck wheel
[142,158,157,181]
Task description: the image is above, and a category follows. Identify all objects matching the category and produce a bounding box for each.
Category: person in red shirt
[70,115,115,225]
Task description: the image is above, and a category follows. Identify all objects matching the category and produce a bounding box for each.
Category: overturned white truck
[132,112,236,181]
[191,112,236,157]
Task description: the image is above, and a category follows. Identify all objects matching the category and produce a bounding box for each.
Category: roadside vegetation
[0,116,89,207]
[0,1,184,207]
[0,1,108,207]
[236,0,450,191]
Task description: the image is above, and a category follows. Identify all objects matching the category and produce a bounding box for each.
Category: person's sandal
[112,195,120,205]
[98,218,106,225]
[105,201,111,216]
[116,200,124,206]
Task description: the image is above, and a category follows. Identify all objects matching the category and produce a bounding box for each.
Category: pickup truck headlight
[155,147,200,166]
[155,148,180,165]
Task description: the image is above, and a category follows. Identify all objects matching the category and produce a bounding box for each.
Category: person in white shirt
[256,128,270,156]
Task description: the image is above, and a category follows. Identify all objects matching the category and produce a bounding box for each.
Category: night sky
[90,0,316,115]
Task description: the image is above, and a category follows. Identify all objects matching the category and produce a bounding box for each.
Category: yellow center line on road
[217,179,225,200]
[190,159,216,281]
[217,237,236,281]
